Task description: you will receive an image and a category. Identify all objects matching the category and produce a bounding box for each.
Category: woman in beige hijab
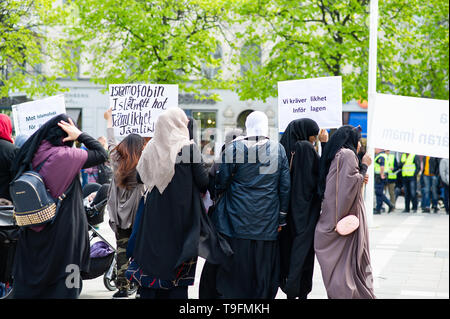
[129,107,210,299]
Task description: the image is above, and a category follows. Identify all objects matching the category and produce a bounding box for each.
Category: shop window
[184,110,217,160]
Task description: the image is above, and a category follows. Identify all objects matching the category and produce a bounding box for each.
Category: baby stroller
[0,204,19,299]
[81,183,138,296]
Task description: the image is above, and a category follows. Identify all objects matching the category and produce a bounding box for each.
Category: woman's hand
[362,153,372,167]
[318,129,329,143]
[58,118,82,142]
[104,108,113,128]
[104,108,112,120]
[364,174,369,184]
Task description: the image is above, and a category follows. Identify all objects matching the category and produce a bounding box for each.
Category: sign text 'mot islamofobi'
[12,95,66,136]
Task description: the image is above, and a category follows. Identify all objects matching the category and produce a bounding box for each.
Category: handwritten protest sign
[109,83,178,137]
[371,93,449,158]
[278,76,342,132]
[12,95,66,136]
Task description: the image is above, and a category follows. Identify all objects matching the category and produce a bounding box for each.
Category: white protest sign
[109,83,178,137]
[371,93,449,158]
[12,95,66,136]
[278,76,342,132]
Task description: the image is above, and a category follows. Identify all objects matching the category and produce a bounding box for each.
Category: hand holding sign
[318,129,329,143]
[104,107,113,128]
[362,153,372,167]
[104,108,112,121]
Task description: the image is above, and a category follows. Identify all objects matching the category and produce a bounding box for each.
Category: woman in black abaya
[279,118,327,299]
[10,114,107,299]
[129,108,232,299]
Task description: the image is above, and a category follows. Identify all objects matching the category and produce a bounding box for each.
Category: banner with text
[371,93,449,159]
[12,95,66,136]
[278,76,342,132]
[109,83,178,137]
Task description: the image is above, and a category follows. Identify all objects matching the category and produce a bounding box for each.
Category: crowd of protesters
[373,148,449,215]
[0,109,448,300]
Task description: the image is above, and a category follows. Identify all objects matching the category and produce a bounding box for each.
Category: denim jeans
[403,177,418,211]
[421,175,439,209]
[443,183,449,213]
[375,177,392,211]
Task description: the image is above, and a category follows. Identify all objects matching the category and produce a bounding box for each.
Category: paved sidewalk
[80,204,449,299]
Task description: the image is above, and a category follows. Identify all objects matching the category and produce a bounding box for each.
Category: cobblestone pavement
[80,197,449,299]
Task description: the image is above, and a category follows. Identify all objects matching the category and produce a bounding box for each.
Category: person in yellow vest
[384,150,399,210]
[374,148,395,214]
[400,153,421,213]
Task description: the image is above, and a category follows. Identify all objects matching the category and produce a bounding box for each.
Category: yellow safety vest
[401,153,416,177]
[386,154,397,180]
[374,153,387,174]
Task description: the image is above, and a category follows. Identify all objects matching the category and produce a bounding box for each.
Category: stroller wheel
[103,268,117,292]
[103,266,138,295]
[0,282,13,299]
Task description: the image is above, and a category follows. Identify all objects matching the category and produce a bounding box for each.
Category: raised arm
[57,117,108,169]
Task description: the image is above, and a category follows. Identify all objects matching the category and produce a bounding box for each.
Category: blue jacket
[212,137,291,241]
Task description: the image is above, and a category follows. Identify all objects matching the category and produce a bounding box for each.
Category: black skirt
[12,180,90,298]
[216,236,280,299]
[12,277,82,299]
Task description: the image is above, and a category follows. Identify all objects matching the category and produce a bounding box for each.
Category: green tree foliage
[0,0,77,99]
[234,0,449,102]
[378,0,449,100]
[66,0,236,96]
[1,0,448,103]
[233,0,370,103]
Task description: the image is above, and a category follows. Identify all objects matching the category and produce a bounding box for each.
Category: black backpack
[9,160,66,227]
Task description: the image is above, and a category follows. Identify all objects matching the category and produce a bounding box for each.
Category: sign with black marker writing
[12,95,66,136]
[372,93,449,158]
[278,76,342,132]
[109,83,178,137]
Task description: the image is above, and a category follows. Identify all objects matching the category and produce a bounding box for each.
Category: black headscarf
[187,116,202,145]
[318,125,362,198]
[11,113,74,180]
[280,118,320,159]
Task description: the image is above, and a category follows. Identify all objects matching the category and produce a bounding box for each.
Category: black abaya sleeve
[289,141,321,234]
[78,133,108,169]
[191,144,209,193]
